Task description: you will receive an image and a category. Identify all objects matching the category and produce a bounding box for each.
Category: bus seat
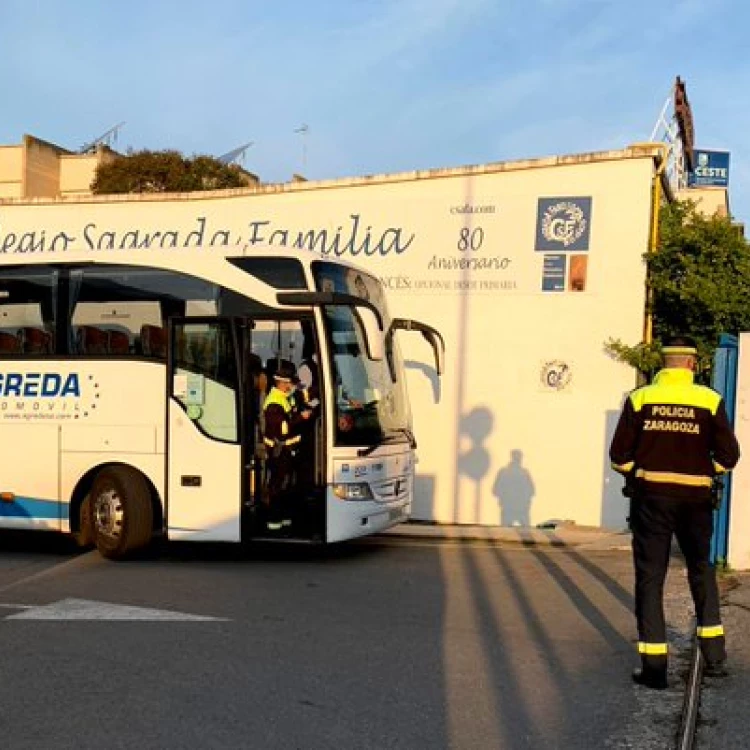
[248,352,265,383]
[255,368,268,401]
[247,352,268,411]
[141,325,167,359]
[19,327,53,354]
[108,329,130,355]
[0,330,21,354]
[76,325,110,355]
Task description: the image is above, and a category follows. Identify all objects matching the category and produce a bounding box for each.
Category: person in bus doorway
[297,332,321,410]
[263,360,313,532]
[609,336,740,690]
[292,335,322,532]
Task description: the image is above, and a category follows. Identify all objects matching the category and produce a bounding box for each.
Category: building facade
[0,141,674,528]
[0,134,115,200]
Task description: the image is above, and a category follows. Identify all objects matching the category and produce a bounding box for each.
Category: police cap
[662,335,698,357]
[272,359,300,384]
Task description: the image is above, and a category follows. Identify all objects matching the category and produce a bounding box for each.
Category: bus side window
[141,324,167,359]
[68,266,221,359]
[0,267,57,356]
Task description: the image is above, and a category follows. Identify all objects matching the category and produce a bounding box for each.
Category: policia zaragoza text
[609,337,740,691]
[643,405,701,434]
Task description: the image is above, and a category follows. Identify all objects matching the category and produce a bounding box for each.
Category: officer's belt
[635,469,712,487]
[264,436,301,448]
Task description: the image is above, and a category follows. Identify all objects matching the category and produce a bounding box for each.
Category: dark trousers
[296,434,316,490]
[266,450,296,523]
[631,493,725,670]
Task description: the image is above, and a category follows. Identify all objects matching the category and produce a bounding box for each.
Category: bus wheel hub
[94,489,123,538]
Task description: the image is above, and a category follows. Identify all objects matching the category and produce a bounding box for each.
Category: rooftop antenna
[294,124,309,173]
[218,141,254,166]
[79,122,126,154]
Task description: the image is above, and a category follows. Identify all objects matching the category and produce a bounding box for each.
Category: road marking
[3,598,228,621]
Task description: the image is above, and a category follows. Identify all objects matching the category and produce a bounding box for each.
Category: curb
[377,524,632,549]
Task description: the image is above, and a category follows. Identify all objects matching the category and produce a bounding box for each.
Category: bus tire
[90,466,154,560]
[73,494,94,548]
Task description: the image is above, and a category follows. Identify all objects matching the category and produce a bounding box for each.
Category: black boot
[632,667,668,690]
[699,634,727,675]
[703,658,728,678]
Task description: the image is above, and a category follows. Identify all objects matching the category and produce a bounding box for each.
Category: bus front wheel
[90,466,154,559]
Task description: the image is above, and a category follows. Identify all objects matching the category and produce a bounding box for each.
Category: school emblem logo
[535,197,592,252]
[540,360,572,391]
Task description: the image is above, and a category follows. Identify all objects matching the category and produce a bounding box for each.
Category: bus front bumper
[326,490,412,543]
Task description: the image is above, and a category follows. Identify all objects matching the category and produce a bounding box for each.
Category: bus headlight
[333,482,374,501]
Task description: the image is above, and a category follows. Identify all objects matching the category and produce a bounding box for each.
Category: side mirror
[421,328,445,376]
[386,319,445,377]
[354,307,384,361]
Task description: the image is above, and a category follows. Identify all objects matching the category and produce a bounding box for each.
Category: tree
[606,200,750,379]
[91,149,248,194]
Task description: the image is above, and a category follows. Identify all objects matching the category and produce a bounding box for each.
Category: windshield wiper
[397,428,417,449]
[356,428,416,457]
[357,443,381,458]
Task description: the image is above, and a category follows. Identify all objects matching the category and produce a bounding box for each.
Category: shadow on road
[111,537,392,565]
[440,542,641,747]
[0,530,80,557]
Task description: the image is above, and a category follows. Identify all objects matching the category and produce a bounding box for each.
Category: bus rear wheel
[90,466,153,559]
[72,494,94,548]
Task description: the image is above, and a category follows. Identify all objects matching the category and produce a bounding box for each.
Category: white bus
[0,248,443,558]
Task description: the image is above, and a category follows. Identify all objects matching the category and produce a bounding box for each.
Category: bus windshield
[312,261,411,448]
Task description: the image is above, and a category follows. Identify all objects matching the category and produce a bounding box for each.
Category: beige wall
[0,146,659,528]
[60,153,104,197]
[0,135,106,200]
[23,135,65,199]
[676,186,729,217]
[0,146,23,199]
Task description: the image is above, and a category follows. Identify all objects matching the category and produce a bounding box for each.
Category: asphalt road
[0,532,675,750]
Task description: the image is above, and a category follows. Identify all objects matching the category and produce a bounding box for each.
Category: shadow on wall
[405,359,441,403]
[457,407,494,521]
[412,474,436,521]
[601,407,628,529]
[407,354,440,521]
[493,449,535,527]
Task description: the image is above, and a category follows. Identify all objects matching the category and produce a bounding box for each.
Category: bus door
[166,318,242,542]
[239,319,266,535]
[241,316,325,540]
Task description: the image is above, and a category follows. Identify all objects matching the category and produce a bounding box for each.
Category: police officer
[609,336,740,690]
[262,359,312,532]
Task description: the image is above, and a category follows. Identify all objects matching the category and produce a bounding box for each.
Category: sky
[1,0,748,223]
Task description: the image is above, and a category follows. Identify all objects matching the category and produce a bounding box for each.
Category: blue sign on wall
[541,254,566,291]
[535,197,592,252]
[688,150,730,188]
